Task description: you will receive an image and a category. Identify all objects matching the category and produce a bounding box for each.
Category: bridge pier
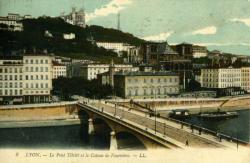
[88,118,94,135]
[110,131,118,150]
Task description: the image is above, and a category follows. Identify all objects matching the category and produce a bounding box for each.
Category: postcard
[0,0,249,163]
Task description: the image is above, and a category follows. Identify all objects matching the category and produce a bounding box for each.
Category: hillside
[0,17,144,63]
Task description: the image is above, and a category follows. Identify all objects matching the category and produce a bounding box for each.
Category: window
[20,90,22,95]
[31,75,33,80]
[5,75,8,80]
[26,83,28,88]
[15,75,17,80]
[36,59,38,64]
[19,68,22,73]
[35,67,38,72]
[4,68,7,73]
[45,60,48,64]
[20,82,22,88]
[14,68,17,73]
[41,83,43,88]
[10,90,13,95]
[40,67,43,72]
[41,75,43,80]
[0,68,2,73]
[26,75,28,80]
[40,59,44,64]
[45,83,48,88]
[30,67,33,72]
[20,75,22,80]
[36,83,38,88]
[45,75,48,80]
[25,67,28,72]
[10,82,12,88]
[30,59,33,64]
[9,68,12,73]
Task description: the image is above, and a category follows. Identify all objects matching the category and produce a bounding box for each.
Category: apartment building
[201,67,241,89]
[23,54,53,103]
[0,54,53,104]
[80,64,139,80]
[52,61,67,79]
[0,56,23,104]
[241,67,250,92]
[114,72,180,99]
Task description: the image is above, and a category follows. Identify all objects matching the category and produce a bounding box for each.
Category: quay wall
[0,102,79,122]
[116,95,250,114]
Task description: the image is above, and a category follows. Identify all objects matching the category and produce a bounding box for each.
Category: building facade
[96,42,134,56]
[0,13,23,31]
[114,72,180,99]
[0,54,53,104]
[192,45,207,58]
[80,64,139,80]
[61,7,86,28]
[241,67,250,93]
[23,55,53,103]
[0,57,23,104]
[52,62,67,79]
[201,67,241,89]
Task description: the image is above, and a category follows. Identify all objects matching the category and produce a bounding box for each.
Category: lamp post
[155,107,157,134]
[154,87,157,134]
[164,123,166,136]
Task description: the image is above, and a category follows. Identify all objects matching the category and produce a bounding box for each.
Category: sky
[1,0,250,55]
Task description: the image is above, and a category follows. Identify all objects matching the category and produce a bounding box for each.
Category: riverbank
[0,117,82,128]
[0,102,81,128]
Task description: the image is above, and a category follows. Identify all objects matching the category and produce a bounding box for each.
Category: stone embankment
[114,95,250,114]
[0,102,81,128]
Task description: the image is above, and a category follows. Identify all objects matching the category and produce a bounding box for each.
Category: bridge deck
[79,100,246,149]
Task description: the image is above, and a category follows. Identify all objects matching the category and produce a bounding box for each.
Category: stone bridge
[77,100,248,150]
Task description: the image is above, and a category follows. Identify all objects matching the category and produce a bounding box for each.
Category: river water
[0,109,249,149]
[173,109,250,143]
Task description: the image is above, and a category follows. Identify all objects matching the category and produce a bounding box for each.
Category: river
[172,109,250,143]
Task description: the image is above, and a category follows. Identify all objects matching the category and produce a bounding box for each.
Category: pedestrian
[185,139,189,146]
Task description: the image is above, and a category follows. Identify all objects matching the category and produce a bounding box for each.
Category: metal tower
[117,12,120,30]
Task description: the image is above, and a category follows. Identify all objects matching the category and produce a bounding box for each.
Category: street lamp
[155,107,156,134]
[164,123,166,136]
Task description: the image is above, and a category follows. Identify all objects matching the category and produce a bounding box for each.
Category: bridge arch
[116,131,146,150]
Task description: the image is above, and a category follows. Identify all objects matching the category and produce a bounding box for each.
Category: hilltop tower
[117,12,120,30]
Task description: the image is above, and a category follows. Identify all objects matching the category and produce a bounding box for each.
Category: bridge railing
[163,115,249,145]
[113,100,249,146]
[80,100,249,146]
[78,102,182,148]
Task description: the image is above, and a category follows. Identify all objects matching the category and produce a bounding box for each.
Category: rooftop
[115,71,178,76]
